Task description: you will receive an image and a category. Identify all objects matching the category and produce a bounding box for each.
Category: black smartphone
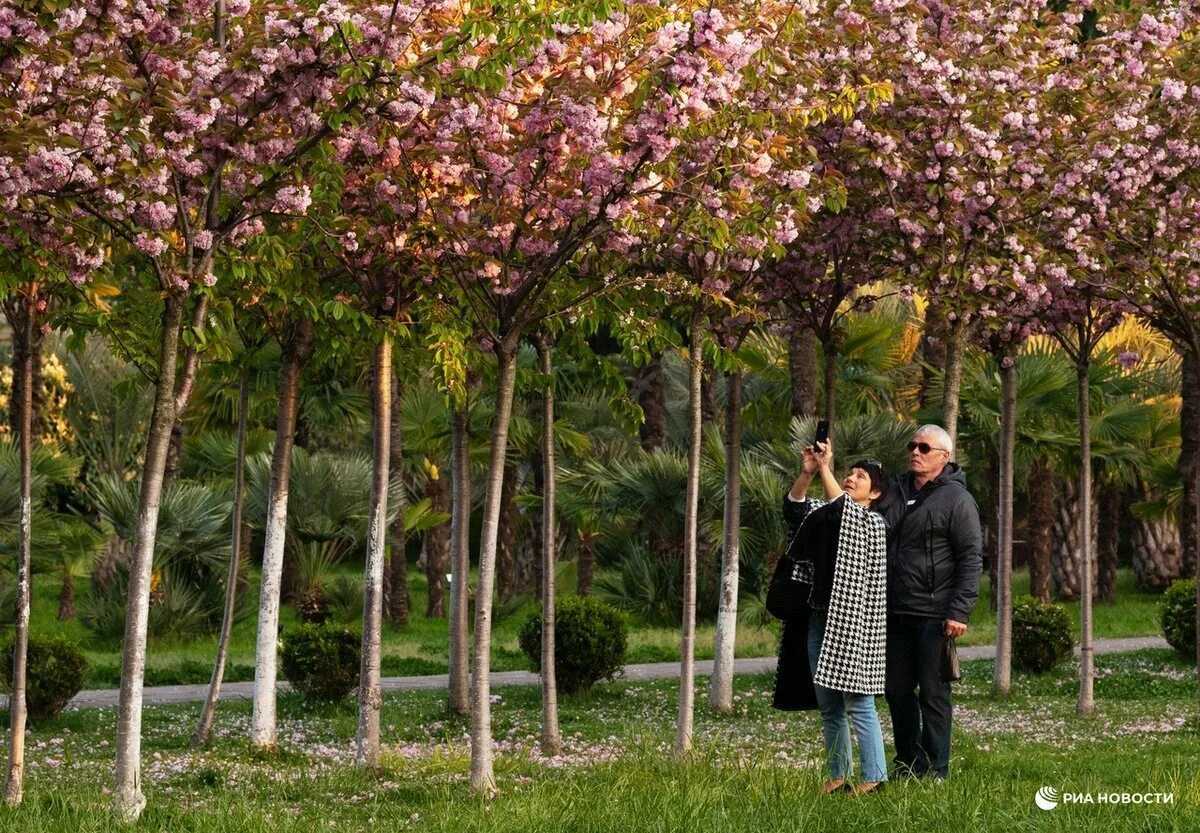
[814,419,830,448]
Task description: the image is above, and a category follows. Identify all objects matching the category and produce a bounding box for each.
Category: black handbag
[941,637,962,682]
[765,554,810,621]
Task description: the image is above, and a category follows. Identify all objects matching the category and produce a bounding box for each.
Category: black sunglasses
[907,441,946,455]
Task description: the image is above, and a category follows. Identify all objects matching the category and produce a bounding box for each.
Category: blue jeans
[807,609,888,782]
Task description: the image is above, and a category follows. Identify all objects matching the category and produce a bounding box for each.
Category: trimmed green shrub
[2,635,88,720]
[518,596,628,695]
[1160,578,1197,660]
[1012,595,1074,673]
[280,624,360,703]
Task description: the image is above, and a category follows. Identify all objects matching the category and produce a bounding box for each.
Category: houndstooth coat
[772,494,888,708]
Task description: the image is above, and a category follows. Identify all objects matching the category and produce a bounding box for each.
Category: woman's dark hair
[851,459,888,508]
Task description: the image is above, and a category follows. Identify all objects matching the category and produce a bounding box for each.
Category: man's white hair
[914,424,954,455]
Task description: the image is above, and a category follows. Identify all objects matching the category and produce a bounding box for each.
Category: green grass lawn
[25,564,1168,689]
[0,649,1196,832]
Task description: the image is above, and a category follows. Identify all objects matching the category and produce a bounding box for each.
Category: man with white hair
[879,424,982,782]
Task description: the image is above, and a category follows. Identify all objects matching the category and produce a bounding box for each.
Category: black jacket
[773,493,846,712]
[879,463,982,624]
[782,493,845,611]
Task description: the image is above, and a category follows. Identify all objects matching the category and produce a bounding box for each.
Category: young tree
[0,1,408,816]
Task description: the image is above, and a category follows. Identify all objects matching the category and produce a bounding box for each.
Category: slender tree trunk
[4,288,36,806]
[1097,486,1121,604]
[250,317,315,750]
[57,573,75,622]
[821,338,837,425]
[700,360,717,426]
[388,379,411,626]
[113,294,185,822]
[919,297,949,411]
[448,403,471,716]
[193,365,251,747]
[675,314,704,756]
[1076,353,1095,715]
[424,469,449,618]
[1179,347,1200,683]
[536,336,562,756]
[942,319,966,453]
[1027,459,1055,602]
[788,327,819,419]
[1177,349,1200,580]
[634,354,667,451]
[357,336,393,769]
[6,302,44,439]
[497,463,518,604]
[470,342,520,795]
[355,336,393,768]
[576,533,596,597]
[710,368,742,713]
[992,358,1016,697]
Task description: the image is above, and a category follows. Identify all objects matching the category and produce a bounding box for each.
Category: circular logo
[1035,786,1060,811]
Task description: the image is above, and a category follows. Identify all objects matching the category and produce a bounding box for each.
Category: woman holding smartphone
[771,439,889,795]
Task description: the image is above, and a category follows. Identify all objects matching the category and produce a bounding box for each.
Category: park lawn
[28,565,1167,689]
[0,649,1196,832]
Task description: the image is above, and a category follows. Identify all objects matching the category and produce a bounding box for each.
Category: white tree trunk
[250,319,314,750]
[357,335,392,768]
[1076,353,1095,715]
[675,315,704,756]
[448,403,471,716]
[469,343,519,795]
[3,289,36,806]
[193,366,251,747]
[537,336,562,756]
[992,357,1016,696]
[113,294,185,822]
[709,367,742,712]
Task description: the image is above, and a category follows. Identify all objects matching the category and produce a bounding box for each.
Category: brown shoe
[851,781,885,795]
[821,778,847,794]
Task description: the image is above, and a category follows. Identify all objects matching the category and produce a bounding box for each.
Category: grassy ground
[1,648,1196,832]
[28,565,1167,688]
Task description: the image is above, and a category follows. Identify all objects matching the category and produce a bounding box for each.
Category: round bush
[518,595,628,695]
[280,624,361,703]
[1160,578,1197,660]
[2,635,88,720]
[1012,595,1074,674]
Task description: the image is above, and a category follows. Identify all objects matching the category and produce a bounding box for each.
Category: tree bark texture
[536,337,562,756]
[357,336,392,769]
[250,316,315,750]
[469,344,519,795]
[1026,458,1056,602]
[675,315,704,756]
[788,327,819,419]
[1076,356,1095,715]
[496,463,519,604]
[1097,486,1122,604]
[113,294,185,822]
[709,368,742,712]
[4,288,36,806]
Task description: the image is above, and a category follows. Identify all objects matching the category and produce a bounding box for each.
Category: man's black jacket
[879,463,982,624]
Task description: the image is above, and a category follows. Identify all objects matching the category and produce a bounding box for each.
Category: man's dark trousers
[885,613,952,778]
